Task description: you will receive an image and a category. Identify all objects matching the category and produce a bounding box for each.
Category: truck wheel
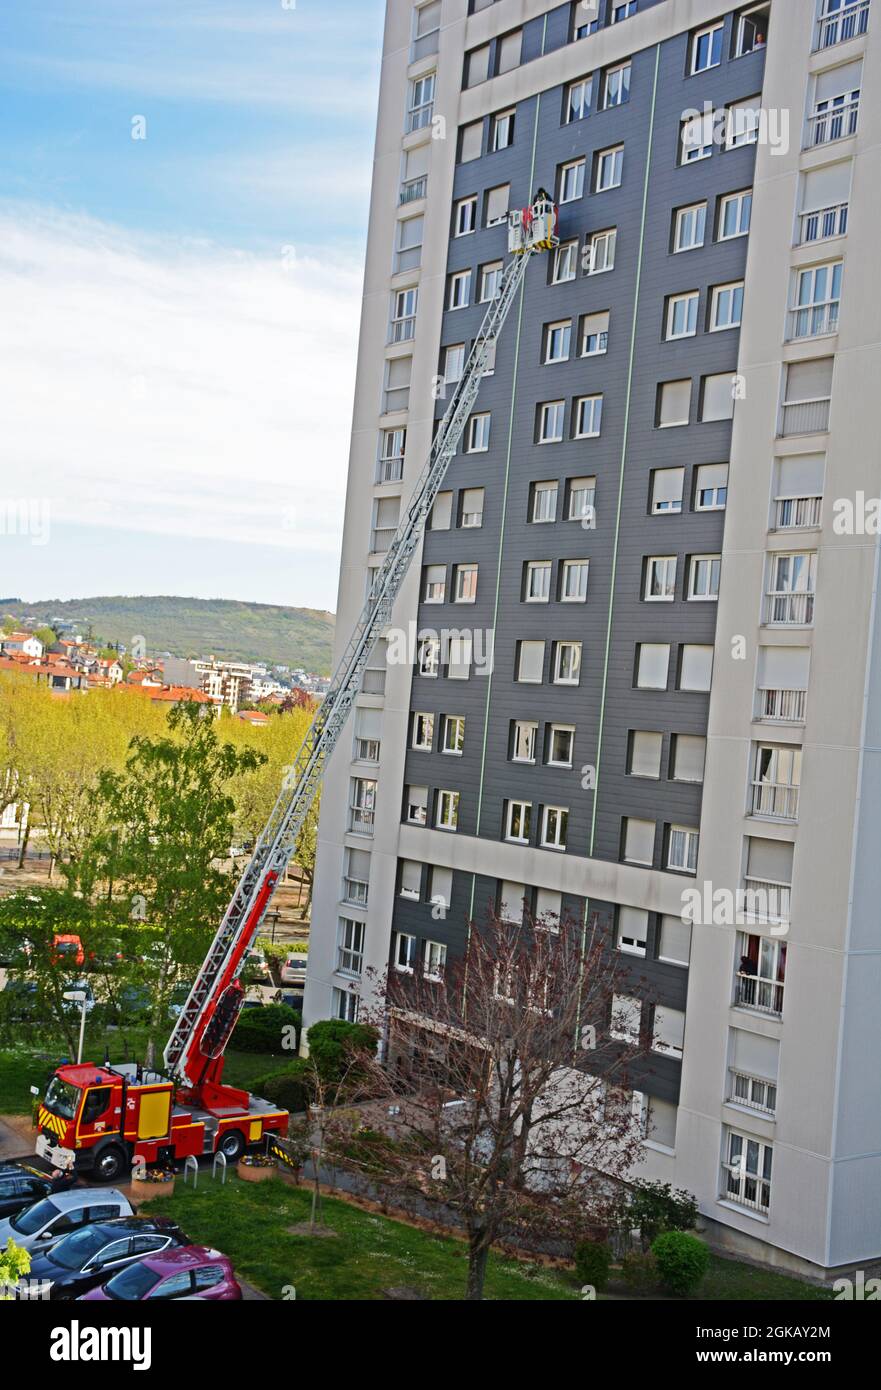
[218,1130,245,1162]
[93,1143,127,1183]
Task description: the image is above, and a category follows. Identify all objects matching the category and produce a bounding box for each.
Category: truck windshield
[43,1077,81,1121]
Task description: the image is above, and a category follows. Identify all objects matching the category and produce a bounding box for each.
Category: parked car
[79,1245,242,1301]
[0,1162,76,1221]
[0,1187,132,1254]
[280,954,307,986]
[17,1216,190,1300]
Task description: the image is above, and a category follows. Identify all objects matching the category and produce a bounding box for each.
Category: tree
[0,1239,31,1300]
[329,912,653,1300]
[34,626,57,648]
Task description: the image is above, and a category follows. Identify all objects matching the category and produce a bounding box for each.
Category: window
[544,320,572,364]
[727,96,761,149]
[573,2,600,40]
[442,714,465,754]
[412,711,435,750]
[645,556,677,601]
[653,1005,685,1058]
[580,310,609,356]
[390,287,418,345]
[499,880,526,925]
[799,163,850,244]
[541,805,569,850]
[612,0,638,19]
[418,636,439,677]
[378,426,406,483]
[496,30,522,75]
[651,467,684,514]
[393,932,416,972]
[505,799,532,843]
[695,463,728,510]
[659,915,691,966]
[517,640,545,683]
[574,394,603,438]
[657,379,691,428]
[611,994,642,1044]
[566,76,592,123]
[429,865,453,912]
[816,0,870,49]
[485,183,510,226]
[525,560,552,603]
[752,743,801,820]
[724,1131,772,1214]
[595,146,623,191]
[383,355,412,411]
[454,563,478,603]
[459,120,483,164]
[718,189,752,240]
[681,110,714,163]
[809,77,861,148]
[350,777,377,835]
[553,641,582,685]
[466,413,491,452]
[405,785,428,826]
[585,228,617,274]
[701,373,735,422]
[667,825,699,873]
[737,931,786,1015]
[537,403,565,445]
[448,270,471,310]
[531,479,559,520]
[479,260,504,303]
[734,3,770,57]
[407,72,435,131]
[679,644,714,691]
[491,108,515,151]
[337,918,365,976]
[466,43,490,87]
[790,262,843,339]
[690,22,723,73]
[547,724,574,767]
[628,730,663,779]
[674,202,707,252]
[559,159,586,203]
[671,734,706,783]
[512,720,538,763]
[444,343,465,385]
[423,940,447,980]
[447,632,472,679]
[782,357,833,436]
[436,789,460,831]
[460,487,484,527]
[552,240,578,283]
[561,559,589,602]
[616,907,648,957]
[688,554,721,600]
[423,564,446,603]
[568,476,597,525]
[729,1072,776,1116]
[666,292,699,340]
[413,2,441,58]
[710,281,744,332]
[535,888,562,931]
[333,986,359,1022]
[454,196,477,236]
[602,62,631,109]
[636,643,670,690]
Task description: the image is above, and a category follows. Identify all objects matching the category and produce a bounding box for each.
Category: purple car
[78,1245,242,1301]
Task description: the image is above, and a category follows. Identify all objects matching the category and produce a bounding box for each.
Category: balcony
[399,175,427,205]
[751,779,800,820]
[735,972,784,1017]
[389,316,416,345]
[729,1070,777,1116]
[787,301,840,341]
[756,687,807,724]
[799,202,848,245]
[348,807,375,836]
[774,495,822,529]
[407,103,434,134]
[741,876,792,928]
[764,591,815,626]
[806,98,860,148]
[815,0,870,49]
[781,396,830,436]
[342,877,369,908]
[370,526,396,554]
[377,454,404,484]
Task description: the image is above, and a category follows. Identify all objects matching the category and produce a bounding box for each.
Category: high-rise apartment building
[303,0,881,1278]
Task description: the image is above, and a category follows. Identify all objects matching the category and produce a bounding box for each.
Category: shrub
[306,1018,379,1086]
[620,1250,658,1294]
[574,1240,612,1293]
[623,1180,698,1249]
[250,1058,313,1114]
[231,1003,301,1054]
[651,1231,709,1297]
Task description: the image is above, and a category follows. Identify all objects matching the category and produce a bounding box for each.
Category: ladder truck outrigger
[34,195,559,1182]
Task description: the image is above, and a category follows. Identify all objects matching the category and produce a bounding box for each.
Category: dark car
[18,1216,191,1301]
[0,1162,76,1221]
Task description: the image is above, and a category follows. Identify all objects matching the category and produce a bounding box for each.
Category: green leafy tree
[34,626,57,648]
[0,1239,31,1300]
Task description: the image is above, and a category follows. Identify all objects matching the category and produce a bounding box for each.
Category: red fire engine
[34,194,559,1184]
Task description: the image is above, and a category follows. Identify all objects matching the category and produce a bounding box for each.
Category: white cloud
[0,203,362,556]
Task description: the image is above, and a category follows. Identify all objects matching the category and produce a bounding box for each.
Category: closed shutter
[815,59,862,103]
[658,915,691,965]
[801,161,852,212]
[659,379,691,426]
[459,121,483,163]
[500,881,526,923]
[355,708,382,740]
[624,818,655,865]
[696,462,729,491]
[732,1028,779,1080]
[485,184,510,225]
[746,837,794,883]
[702,372,735,421]
[430,865,453,908]
[347,848,371,880]
[630,730,662,777]
[535,888,561,923]
[680,645,713,691]
[430,492,453,530]
[404,144,430,181]
[653,467,684,506]
[673,734,706,782]
[400,859,422,897]
[785,357,833,402]
[637,644,670,689]
[497,30,522,74]
[466,44,490,86]
[757,646,810,690]
[618,907,648,949]
[653,1006,685,1055]
[518,641,545,682]
[777,453,825,496]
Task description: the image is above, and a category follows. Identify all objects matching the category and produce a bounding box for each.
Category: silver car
[0,1187,131,1254]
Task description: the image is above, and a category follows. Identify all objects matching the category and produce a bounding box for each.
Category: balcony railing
[741,876,792,927]
[736,972,784,1017]
[377,454,404,484]
[756,687,807,724]
[370,526,396,553]
[349,807,375,836]
[389,316,416,344]
[788,301,840,340]
[764,591,815,625]
[729,1070,777,1115]
[751,780,800,820]
[407,103,434,134]
[399,175,427,205]
[815,0,870,49]
[781,397,830,436]
[799,202,848,244]
[806,99,860,147]
[336,947,364,977]
[354,738,380,763]
[775,495,822,529]
[342,877,369,907]
[723,1160,772,1213]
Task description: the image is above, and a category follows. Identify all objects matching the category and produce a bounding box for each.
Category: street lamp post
[63,990,88,1064]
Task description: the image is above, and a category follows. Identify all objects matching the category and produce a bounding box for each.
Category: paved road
[0,1113,33,1162]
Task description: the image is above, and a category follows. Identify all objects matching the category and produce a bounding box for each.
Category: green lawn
[701,1253,831,1301]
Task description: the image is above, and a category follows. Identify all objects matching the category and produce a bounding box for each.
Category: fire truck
[34,195,559,1183]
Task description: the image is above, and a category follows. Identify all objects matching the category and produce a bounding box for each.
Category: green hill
[0,596,335,674]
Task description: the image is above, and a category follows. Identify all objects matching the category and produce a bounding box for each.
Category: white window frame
[538,403,565,445]
[688,554,721,601]
[559,158,586,203]
[448,269,471,310]
[466,412,491,453]
[491,108,515,151]
[436,789,460,832]
[531,479,558,521]
[595,145,623,192]
[479,260,504,303]
[544,320,572,364]
[690,22,723,74]
[574,394,603,439]
[412,711,435,751]
[668,825,699,873]
[666,291,699,340]
[566,76,593,123]
[645,556,677,602]
[442,714,465,755]
[512,720,538,763]
[586,228,617,274]
[602,62,631,109]
[718,190,752,240]
[454,563,478,603]
[674,202,707,252]
[423,939,447,981]
[710,281,744,332]
[393,931,415,973]
[505,799,532,843]
[553,641,582,685]
[540,805,569,850]
[561,559,589,602]
[547,724,575,768]
[552,239,578,283]
[525,560,552,603]
[454,196,477,237]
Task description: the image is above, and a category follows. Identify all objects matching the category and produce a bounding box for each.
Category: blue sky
[0,0,385,612]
